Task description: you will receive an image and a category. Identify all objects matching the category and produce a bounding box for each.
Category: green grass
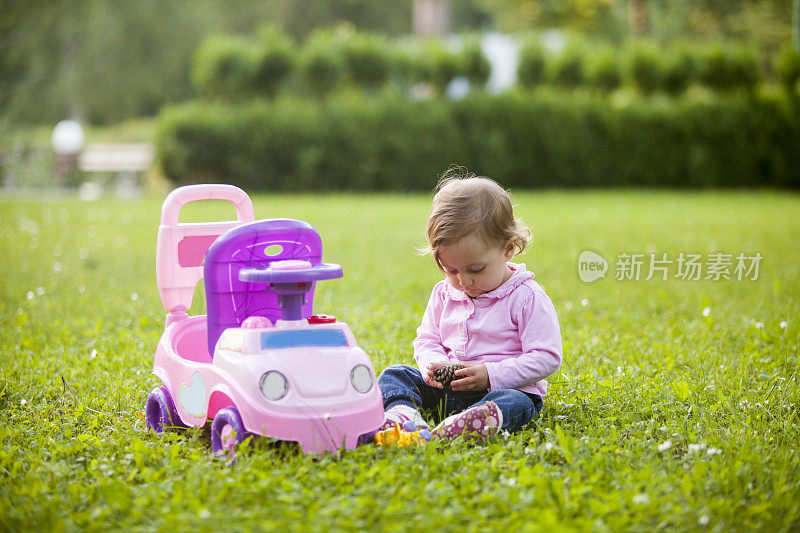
[1,190,798,531]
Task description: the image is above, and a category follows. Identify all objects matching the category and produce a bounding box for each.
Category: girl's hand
[450,363,489,392]
[424,361,450,388]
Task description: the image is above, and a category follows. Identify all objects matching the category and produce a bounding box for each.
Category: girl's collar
[444,262,534,301]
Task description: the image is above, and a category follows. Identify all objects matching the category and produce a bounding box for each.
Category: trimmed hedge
[517,38,547,89]
[155,91,800,190]
[193,27,491,100]
[190,28,797,102]
[775,47,800,94]
[192,30,295,100]
[518,39,789,97]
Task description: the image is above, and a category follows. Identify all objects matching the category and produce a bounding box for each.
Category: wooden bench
[77,143,155,198]
[78,143,154,174]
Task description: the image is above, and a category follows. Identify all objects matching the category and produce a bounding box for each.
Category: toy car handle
[239,263,343,284]
[160,184,255,227]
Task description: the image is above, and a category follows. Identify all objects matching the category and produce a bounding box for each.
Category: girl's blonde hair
[424,167,531,265]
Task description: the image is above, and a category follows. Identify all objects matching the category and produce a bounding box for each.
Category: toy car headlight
[260,371,288,401]
[350,365,373,394]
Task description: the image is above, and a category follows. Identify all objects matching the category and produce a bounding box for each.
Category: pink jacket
[413,263,562,397]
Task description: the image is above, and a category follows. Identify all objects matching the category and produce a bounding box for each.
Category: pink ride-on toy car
[144,184,385,456]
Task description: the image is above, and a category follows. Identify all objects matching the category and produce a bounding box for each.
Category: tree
[0,0,414,126]
[477,0,791,48]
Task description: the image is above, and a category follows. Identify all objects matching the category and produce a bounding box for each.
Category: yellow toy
[374,422,432,447]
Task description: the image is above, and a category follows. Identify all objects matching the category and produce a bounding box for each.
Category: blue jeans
[377,364,543,433]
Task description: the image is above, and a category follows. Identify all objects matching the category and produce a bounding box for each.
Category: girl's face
[437,234,516,297]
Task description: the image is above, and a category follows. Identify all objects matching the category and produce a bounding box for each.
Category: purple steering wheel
[239,260,343,321]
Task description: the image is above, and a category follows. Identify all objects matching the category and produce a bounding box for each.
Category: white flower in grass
[53,262,62,273]
[780,321,788,330]
[754,321,764,330]
[20,399,27,406]
[543,442,555,452]
[699,515,709,525]
[78,284,86,294]
[706,447,722,456]
[90,349,97,359]
[36,287,45,295]
[26,291,34,301]
[501,430,511,439]
[702,307,711,317]
[581,299,589,306]
[657,440,672,452]
[507,478,517,487]
[632,493,649,505]
[199,509,210,519]
[687,443,706,455]
[130,293,138,301]
[524,447,534,456]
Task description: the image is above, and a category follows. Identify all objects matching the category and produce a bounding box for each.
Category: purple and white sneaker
[378,405,431,432]
[432,401,503,440]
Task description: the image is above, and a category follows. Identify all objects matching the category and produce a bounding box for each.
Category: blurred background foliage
[479,0,791,50]
[1,0,798,190]
[1,0,796,126]
[0,0,414,125]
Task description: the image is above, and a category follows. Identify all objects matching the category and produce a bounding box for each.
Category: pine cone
[432,364,465,389]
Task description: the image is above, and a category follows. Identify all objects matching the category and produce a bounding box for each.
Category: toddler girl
[377,170,562,439]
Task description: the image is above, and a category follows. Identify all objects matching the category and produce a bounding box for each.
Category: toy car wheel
[211,406,251,460]
[145,386,186,433]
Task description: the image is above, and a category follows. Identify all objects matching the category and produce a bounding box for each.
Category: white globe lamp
[51,120,84,155]
[52,120,84,186]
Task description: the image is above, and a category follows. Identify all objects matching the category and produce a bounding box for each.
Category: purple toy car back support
[204,218,323,356]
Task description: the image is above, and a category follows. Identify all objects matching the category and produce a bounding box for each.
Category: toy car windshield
[261,329,349,350]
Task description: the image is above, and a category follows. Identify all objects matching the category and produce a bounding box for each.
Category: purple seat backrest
[204,218,323,357]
